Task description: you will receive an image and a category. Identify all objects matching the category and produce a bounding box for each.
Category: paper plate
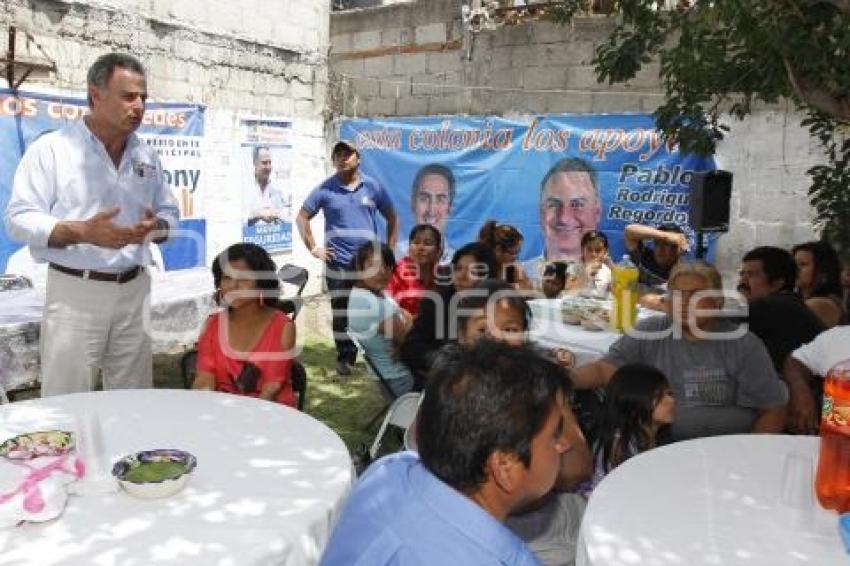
[0,430,75,460]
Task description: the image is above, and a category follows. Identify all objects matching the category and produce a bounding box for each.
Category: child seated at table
[566,230,612,296]
[541,261,569,299]
[580,364,675,495]
[193,243,296,406]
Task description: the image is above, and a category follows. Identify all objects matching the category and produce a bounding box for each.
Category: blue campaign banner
[0,89,206,273]
[340,114,717,271]
[242,221,293,252]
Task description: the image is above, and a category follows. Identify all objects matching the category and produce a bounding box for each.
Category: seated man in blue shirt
[321,340,577,565]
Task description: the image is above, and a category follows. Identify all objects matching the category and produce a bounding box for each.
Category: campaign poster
[239,118,294,254]
[0,89,206,273]
[340,114,717,276]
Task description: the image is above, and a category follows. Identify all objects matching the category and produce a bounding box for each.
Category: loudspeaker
[689,170,732,232]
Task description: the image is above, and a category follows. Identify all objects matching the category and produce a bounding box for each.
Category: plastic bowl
[112,449,196,499]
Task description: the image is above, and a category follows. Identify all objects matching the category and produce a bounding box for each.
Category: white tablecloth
[0,268,215,391]
[0,389,353,565]
[577,435,847,565]
[528,299,623,365]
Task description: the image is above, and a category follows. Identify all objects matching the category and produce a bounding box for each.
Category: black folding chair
[277,264,309,320]
[181,347,307,411]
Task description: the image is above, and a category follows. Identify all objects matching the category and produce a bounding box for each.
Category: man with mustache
[736,246,824,433]
[5,53,178,396]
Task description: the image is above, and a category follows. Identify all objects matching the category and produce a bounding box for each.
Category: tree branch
[783,57,850,121]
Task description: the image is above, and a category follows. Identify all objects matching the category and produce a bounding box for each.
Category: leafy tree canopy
[551,0,850,252]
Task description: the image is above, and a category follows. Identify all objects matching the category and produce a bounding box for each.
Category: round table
[0,389,353,565]
[577,435,846,565]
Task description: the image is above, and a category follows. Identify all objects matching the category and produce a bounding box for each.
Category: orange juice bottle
[611,255,639,332]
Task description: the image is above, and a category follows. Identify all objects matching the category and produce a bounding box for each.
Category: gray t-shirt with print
[604,315,789,441]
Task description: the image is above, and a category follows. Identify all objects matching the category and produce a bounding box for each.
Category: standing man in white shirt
[4,53,179,396]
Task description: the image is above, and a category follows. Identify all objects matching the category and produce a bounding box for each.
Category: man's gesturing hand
[83,207,138,249]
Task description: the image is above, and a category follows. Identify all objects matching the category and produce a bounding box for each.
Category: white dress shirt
[243,180,289,222]
[4,120,179,271]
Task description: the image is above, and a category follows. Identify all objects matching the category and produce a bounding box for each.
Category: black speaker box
[689,170,732,232]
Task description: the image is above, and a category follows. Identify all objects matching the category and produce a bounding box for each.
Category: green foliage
[553,0,850,253]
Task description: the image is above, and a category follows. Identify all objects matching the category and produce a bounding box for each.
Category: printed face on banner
[540,170,601,262]
[239,119,294,254]
[340,115,718,271]
[413,172,452,233]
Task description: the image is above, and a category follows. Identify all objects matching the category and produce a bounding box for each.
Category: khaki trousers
[40,267,152,396]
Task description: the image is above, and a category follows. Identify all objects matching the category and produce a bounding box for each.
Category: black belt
[49,263,142,284]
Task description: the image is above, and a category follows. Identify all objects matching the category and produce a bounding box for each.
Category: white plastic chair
[369,392,422,461]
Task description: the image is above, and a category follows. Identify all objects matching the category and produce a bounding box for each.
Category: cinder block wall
[2,0,332,294]
[330,1,821,275]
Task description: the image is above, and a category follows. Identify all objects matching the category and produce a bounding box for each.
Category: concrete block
[493,23,532,47]
[412,74,446,97]
[561,40,598,66]
[332,58,366,77]
[566,65,602,89]
[533,22,571,44]
[367,97,398,116]
[590,92,644,113]
[486,68,523,90]
[381,27,403,47]
[512,92,548,115]
[522,66,568,90]
[331,33,354,54]
[395,52,429,76]
[352,30,382,52]
[290,80,314,101]
[484,46,515,71]
[428,51,464,74]
[415,22,446,45]
[429,93,466,116]
[380,78,408,98]
[397,96,430,116]
[351,77,380,98]
[295,99,317,117]
[755,222,795,246]
[364,55,395,76]
[547,92,594,114]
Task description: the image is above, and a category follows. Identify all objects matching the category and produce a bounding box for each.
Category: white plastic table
[528,299,628,365]
[0,389,353,565]
[577,435,847,565]
[0,268,215,392]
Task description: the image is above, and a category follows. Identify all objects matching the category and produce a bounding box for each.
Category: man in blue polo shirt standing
[296,140,397,375]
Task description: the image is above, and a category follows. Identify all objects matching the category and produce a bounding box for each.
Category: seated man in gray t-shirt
[573,262,788,441]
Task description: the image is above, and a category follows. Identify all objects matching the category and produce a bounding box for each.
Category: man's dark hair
[539,157,599,198]
[331,140,359,160]
[742,246,797,292]
[252,145,271,165]
[212,243,281,308]
[451,242,498,280]
[418,340,570,491]
[86,53,146,106]
[657,222,685,234]
[412,163,456,206]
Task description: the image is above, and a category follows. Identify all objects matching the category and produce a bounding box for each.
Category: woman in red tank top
[193,243,296,406]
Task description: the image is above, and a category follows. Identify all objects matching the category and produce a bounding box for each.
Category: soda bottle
[815,359,850,512]
[610,255,639,332]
